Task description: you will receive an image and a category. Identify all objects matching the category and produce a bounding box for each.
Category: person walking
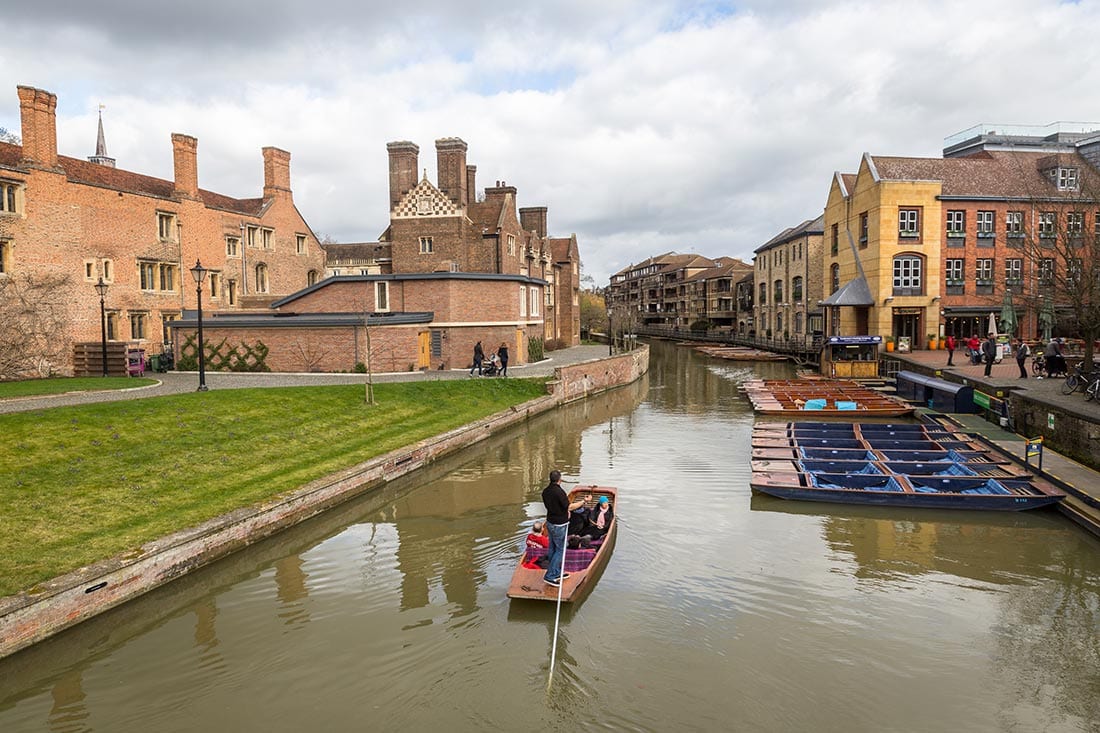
[541,469,586,588]
[982,332,997,377]
[967,335,981,365]
[945,334,956,366]
[1014,338,1029,379]
[497,341,509,377]
[469,341,484,376]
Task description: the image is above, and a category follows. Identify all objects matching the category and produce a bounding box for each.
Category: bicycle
[1031,354,1047,378]
[1061,361,1098,395]
[1086,375,1100,401]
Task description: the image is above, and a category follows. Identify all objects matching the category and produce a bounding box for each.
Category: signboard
[826,335,882,345]
[1026,436,1044,471]
[896,336,911,353]
[973,391,991,409]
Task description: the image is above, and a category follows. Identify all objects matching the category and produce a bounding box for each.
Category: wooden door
[417,331,431,370]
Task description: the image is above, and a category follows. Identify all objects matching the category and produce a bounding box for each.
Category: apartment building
[752,216,824,341]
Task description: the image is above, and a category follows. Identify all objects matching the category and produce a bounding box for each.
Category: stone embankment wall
[0,346,648,659]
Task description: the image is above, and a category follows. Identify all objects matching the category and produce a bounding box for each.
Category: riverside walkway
[0,345,613,415]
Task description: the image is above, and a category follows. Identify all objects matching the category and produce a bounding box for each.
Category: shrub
[528,336,545,362]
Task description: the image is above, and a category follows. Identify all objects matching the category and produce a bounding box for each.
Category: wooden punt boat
[507,485,617,603]
[750,446,1008,463]
[750,471,1064,511]
[741,379,915,417]
[751,458,1025,479]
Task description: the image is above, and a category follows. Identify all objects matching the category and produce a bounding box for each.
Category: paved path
[0,345,613,415]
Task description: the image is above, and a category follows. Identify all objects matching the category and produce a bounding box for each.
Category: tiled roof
[321,242,393,263]
[755,214,824,253]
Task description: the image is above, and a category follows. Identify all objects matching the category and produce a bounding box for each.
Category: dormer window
[1050,166,1079,191]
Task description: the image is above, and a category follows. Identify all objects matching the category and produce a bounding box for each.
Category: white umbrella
[987,312,997,337]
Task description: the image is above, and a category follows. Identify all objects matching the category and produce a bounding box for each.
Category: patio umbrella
[1038,298,1055,341]
[999,289,1017,337]
[987,312,997,337]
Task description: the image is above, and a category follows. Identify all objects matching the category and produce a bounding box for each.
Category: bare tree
[289,337,330,372]
[0,272,72,378]
[0,127,19,144]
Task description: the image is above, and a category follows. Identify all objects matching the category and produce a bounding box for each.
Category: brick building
[170,137,581,372]
[752,216,824,342]
[0,84,326,376]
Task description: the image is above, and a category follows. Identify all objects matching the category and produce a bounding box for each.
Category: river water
[2,341,1099,732]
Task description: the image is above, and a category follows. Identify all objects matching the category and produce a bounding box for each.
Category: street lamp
[190,260,209,392]
[607,306,613,356]
[94,278,109,376]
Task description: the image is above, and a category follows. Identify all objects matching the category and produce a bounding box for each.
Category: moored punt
[750,471,1064,511]
[507,485,618,603]
[741,379,914,417]
[751,458,1026,479]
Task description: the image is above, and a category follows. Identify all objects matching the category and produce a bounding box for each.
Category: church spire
[88,105,116,168]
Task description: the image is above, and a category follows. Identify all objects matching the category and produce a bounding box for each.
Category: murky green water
[2,341,1099,732]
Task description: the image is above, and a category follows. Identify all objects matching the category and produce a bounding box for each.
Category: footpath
[894,349,1100,538]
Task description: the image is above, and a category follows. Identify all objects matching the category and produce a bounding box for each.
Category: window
[976,258,993,283]
[138,261,178,292]
[507,234,516,256]
[859,212,868,245]
[296,234,306,255]
[245,225,259,248]
[892,255,923,295]
[209,272,220,299]
[0,181,23,214]
[254,263,268,293]
[792,276,803,303]
[161,312,179,341]
[375,281,389,311]
[84,260,95,280]
[1069,258,1083,284]
[794,312,803,334]
[226,279,237,306]
[1068,212,1084,234]
[157,212,178,242]
[1039,212,1055,238]
[519,285,527,317]
[431,330,443,358]
[0,240,10,275]
[419,236,433,254]
[946,258,964,284]
[946,210,965,236]
[1005,258,1023,284]
[129,313,147,340]
[776,313,783,333]
[530,286,540,317]
[226,236,240,257]
[261,228,273,250]
[898,208,920,238]
[1052,167,1079,190]
[140,262,156,290]
[977,211,994,237]
[102,259,113,282]
[159,264,175,291]
[830,264,840,294]
[758,282,767,305]
[830,224,838,256]
[1039,258,1054,286]
[106,312,119,340]
[307,270,318,286]
[1006,211,1023,236]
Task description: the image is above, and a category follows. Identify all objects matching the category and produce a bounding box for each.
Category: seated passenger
[526,520,549,550]
[567,505,591,537]
[586,495,614,539]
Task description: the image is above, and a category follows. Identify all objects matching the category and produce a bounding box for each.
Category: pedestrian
[945,334,956,366]
[541,469,586,588]
[968,335,981,365]
[1014,338,1030,378]
[982,332,997,377]
[497,341,509,377]
[469,340,484,376]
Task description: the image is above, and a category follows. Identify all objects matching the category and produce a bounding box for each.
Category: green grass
[0,378,548,597]
[0,377,157,399]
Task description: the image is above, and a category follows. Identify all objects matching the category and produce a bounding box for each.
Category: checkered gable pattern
[392,179,460,219]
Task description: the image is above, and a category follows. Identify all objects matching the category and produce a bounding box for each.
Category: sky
[3,0,1099,286]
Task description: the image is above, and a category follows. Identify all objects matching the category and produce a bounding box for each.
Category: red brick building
[0,84,326,376]
[169,137,581,372]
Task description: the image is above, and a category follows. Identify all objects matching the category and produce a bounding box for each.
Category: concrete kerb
[0,345,648,659]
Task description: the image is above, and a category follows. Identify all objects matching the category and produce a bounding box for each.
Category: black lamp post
[607,306,613,356]
[94,278,109,376]
[190,260,209,392]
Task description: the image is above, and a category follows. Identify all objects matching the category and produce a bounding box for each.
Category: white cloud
[2,0,1099,285]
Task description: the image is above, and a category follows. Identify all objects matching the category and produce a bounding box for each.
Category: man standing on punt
[541,470,586,588]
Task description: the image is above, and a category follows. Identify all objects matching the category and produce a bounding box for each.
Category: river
[1,340,1099,732]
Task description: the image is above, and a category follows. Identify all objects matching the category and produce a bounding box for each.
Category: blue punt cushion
[835,401,857,410]
[803,398,827,410]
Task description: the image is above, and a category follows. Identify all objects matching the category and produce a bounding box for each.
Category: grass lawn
[0,378,547,597]
[0,377,158,399]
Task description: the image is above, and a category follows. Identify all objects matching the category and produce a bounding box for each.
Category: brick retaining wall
[0,345,649,658]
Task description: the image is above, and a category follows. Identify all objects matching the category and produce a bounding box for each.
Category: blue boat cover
[799,461,883,475]
[808,473,904,492]
[836,401,857,410]
[802,398,827,410]
[799,447,878,461]
[908,477,1012,495]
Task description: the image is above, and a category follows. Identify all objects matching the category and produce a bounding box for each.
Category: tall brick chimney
[387,141,419,210]
[519,206,548,238]
[17,85,59,169]
[466,165,477,204]
[263,146,292,199]
[435,137,468,208]
[171,133,199,199]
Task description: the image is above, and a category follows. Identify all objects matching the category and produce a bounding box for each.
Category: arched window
[307,269,319,286]
[830,264,840,294]
[255,264,269,293]
[792,276,803,303]
[892,254,924,296]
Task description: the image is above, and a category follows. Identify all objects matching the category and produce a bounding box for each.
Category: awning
[821,276,874,307]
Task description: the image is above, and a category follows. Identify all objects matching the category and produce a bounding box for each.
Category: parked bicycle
[1031,353,1047,378]
[1061,361,1099,395]
[1085,375,1100,401]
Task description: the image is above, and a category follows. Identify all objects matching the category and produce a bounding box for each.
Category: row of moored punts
[750,422,1064,511]
[741,379,914,417]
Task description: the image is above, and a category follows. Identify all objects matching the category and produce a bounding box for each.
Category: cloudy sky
[3,0,1099,285]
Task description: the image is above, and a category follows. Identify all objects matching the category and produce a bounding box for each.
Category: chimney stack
[435,137,468,208]
[386,141,420,210]
[466,165,477,205]
[171,133,199,199]
[17,85,59,169]
[519,207,548,238]
[263,146,292,199]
